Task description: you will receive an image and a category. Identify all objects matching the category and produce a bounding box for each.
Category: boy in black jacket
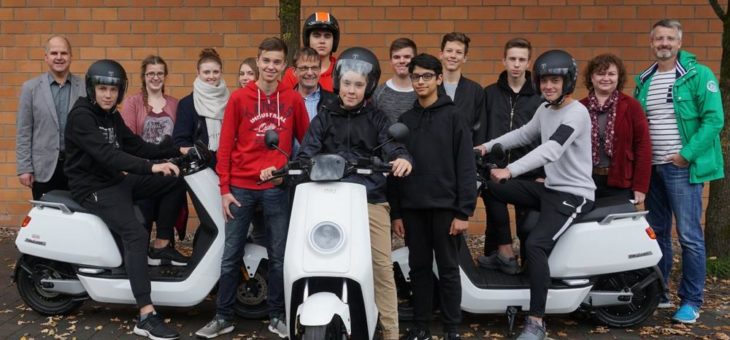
[64,60,188,340]
[390,53,477,340]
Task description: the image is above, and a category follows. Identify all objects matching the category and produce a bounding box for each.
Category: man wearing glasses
[292,47,337,121]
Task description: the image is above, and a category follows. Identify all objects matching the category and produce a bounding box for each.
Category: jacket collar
[638,50,691,84]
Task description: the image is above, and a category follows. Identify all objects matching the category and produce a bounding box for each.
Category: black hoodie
[389,94,477,220]
[438,74,486,145]
[64,97,180,202]
[482,70,544,179]
[296,99,412,204]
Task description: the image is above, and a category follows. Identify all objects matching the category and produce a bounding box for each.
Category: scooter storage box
[16,205,123,268]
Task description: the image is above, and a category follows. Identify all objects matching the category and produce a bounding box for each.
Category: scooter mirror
[387,123,409,143]
[264,130,280,150]
[491,143,506,163]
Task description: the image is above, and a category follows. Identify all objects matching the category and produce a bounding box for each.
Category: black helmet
[333,47,381,99]
[303,12,340,53]
[85,59,128,110]
[532,50,577,106]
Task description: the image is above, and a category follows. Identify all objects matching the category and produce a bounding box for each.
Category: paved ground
[1,233,729,339]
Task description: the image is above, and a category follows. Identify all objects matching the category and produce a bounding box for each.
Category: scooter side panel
[16,208,122,267]
[460,268,592,314]
[548,216,662,277]
[77,168,225,307]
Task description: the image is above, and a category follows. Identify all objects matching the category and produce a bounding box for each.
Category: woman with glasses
[120,55,190,266]
[172,48,230,165]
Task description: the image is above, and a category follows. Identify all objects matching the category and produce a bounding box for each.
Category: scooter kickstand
[506,306,518,336]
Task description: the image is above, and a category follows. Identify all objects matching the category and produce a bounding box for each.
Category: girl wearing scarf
[579,53,652,203]
[173,48,231,165]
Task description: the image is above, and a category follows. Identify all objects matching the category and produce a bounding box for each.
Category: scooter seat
[40,190,89,214]
[573,196,636,223]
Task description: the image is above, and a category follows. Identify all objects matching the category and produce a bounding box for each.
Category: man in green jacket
[634,19,724,324]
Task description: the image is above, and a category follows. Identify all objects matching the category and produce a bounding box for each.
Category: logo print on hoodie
[248,96,294,138]
[98,126,120,148]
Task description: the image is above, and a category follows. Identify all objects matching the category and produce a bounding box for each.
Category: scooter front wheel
[234,262,269,319]
[300,318,347,340]
[592,268,662,328]
[15,255,84,316]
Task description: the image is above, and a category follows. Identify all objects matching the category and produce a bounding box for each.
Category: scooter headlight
[309,222,344,254]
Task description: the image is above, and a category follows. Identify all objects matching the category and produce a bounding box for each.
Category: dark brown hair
[440,32,470,54]
[239,57,258,82]
[504,37,532,59]
[583,53,627,92]
[140,55,168,111]
[197,48,222,70]
[389,37,417,58]
[258,37,288,57]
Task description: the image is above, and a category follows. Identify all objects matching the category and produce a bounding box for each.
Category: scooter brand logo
[628,251,653,259]
[322,188,337,194]
[24,238,46,246]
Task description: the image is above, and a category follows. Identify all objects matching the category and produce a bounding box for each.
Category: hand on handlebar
[259,166,283,186]
[389,158,412,177]
[152,162,180,177]
[490,168,511,183]
[474,144,488,156]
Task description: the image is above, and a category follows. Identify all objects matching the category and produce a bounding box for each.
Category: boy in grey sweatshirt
[475,50,595,340]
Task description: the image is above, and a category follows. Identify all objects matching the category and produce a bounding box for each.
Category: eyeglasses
[409,73,436,82]
[145,72,165,78]
[296,66,321,73]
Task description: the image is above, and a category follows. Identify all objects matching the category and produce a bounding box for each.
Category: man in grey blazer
[16,35,84,200]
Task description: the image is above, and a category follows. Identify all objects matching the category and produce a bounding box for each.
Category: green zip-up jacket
[634,50,724,183]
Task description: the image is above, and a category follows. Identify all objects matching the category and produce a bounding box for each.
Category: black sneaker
[402,327,431,340]
[477,253,520,275]
[133,313,180,340]
[148,244,189,266]
[516,317,546,340]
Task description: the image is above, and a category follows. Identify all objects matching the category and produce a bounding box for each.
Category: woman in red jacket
[580,53,651,203]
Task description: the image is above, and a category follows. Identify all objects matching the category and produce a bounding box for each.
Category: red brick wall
[0,0,722,229]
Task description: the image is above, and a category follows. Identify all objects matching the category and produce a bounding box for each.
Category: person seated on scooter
[283,47,412,340]
[389,53,477,340]
[64,59,189,340]
[196,37,310,339]
[474,50,596,340]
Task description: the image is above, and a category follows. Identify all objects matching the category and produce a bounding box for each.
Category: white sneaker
[268,315,288,338]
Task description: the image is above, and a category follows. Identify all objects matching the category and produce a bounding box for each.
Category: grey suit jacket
[16,72,84,182]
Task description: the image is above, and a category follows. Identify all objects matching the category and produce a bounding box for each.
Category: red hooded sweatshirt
[216,81,310,194]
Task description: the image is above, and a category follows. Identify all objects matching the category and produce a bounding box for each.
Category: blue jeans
[645,164,705,308]
[215,186,289,319]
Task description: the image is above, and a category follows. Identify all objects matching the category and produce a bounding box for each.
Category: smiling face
[590,63,619,96]
[410,65,442,99]
[44,37,71,76]
[256,50,287,84]
[95,84,119,111]
[540,75,564,102]
[651,26,682,62]
[338,71,367,109]
[197,61,222,86]
[238,63,256,88]
[294,56,321,90]
[439,41,467,72]
[144,63,166,93]
[390,47,415,78]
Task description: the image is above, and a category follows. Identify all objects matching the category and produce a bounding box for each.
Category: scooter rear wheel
[592,268,661,328]
[15,255,84,316]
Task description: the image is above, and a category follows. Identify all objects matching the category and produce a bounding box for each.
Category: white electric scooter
[391,145,665,332]
[12,142,265,318]
[260,125,407,339]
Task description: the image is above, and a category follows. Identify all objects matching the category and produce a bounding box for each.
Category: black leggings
[484,180,593,317]
[81,174,186,307]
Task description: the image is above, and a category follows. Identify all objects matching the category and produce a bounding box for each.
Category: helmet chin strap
[544,94,566,108]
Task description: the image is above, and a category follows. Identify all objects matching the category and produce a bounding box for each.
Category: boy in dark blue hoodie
[389,53,477,340]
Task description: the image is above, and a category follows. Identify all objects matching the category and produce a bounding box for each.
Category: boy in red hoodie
[196,37,310,339]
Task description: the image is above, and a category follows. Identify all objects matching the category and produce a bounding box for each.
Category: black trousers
[32,158,69,200]
[81,174,186,307]
[482,192,530,254]
[402,208,461,332]
[592,174,633,201]
[484,180,593,317]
